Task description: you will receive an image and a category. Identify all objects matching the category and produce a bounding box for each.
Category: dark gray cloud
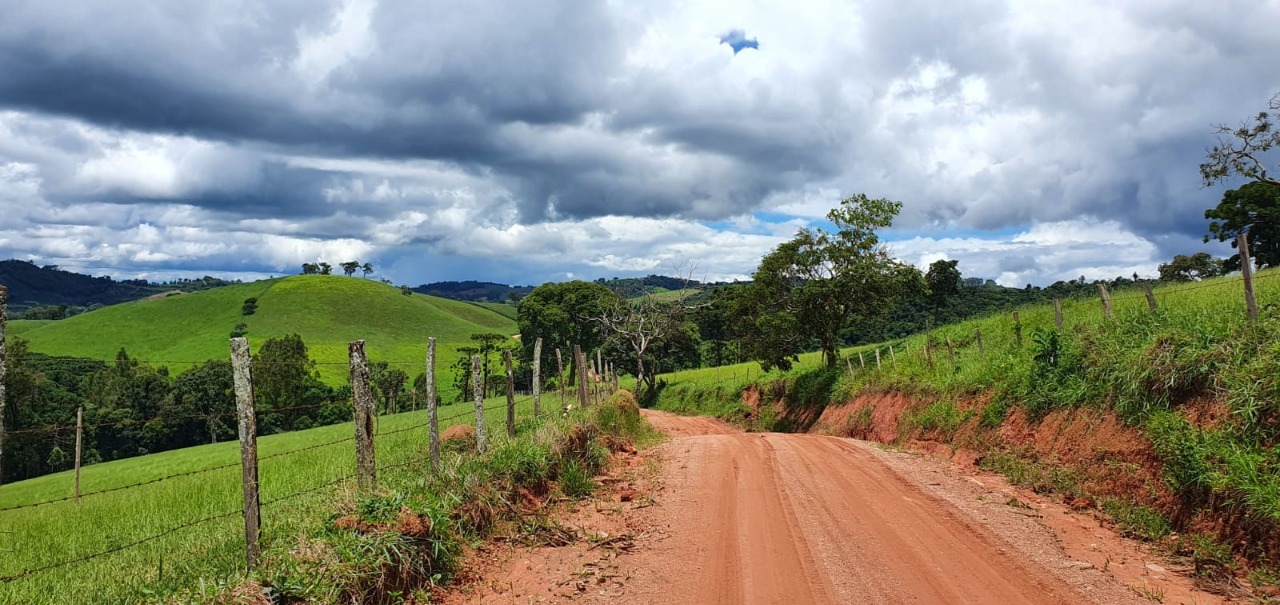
[0,0,1277,286]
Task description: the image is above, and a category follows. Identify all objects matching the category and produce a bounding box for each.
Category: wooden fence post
[349,340,377,491]
[1013,311,1022,347]
[612,363,620,392]
[532,337,542,416]
[858,351,865,368]
[889,345,896,365]
[924,334,934,365]
[975,329,985,356]
[874,348,881,368]
[472,355,488,454]
[1097,283,1113,318]
[946,337,956,368]
[1240,233,1258,322]
[556,347,566,406]
[74,407,83,501]
[0,284,6,487]
[229,337,261,570]
[574,345,589,409]
[426,337,439,473]
[1053,298,1064,332]
[846,357,855,378]
[504,351,516,439]
[1141,283,1158,313]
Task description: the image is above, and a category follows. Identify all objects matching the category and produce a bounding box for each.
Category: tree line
[0,333,426,484]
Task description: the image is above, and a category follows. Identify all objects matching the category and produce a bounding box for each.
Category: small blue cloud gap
[719,29,759,54]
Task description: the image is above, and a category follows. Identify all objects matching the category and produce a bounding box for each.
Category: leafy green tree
[362,262,375,278]
[340,261,361,277]
[517,281,620,384]
[252,334,324,431]
[451,345,480,402]
[371,361,409,415]
[1158,252,1225,282]
[925,259,961,322]
[301,263,319,275]
[167,360,236,444]
[318,262,333,275]
[1204,181,1280,271]
[743,194,926,368]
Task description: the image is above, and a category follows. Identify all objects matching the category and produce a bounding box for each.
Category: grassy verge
[0,393,587,604]
[185,390,655,604]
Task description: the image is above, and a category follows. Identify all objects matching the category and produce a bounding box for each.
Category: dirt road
[627,410,1138,605]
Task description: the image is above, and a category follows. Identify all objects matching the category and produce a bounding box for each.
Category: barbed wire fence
[0,313,621,590]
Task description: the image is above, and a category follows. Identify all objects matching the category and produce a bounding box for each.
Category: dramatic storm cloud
[0,0,1276,285]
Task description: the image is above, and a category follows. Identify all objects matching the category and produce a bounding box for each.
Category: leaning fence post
[74,407,83,501]
[426,337,439,473]
[532,337,543,416]
[472,355,488,453]
[229,337,261,570]
[504,351,516,438]
[0,284,7,487]
[889,345,896,365]
[845,357,855,378]
[349,341,377,491]
[1240,233,1258,322]
[1141,283,1158,313]
[1097,283,1113,318]
[1013,311,1023,347]
[858,351,865,368]
[975,328,985,356]
[1053,298,1064,332]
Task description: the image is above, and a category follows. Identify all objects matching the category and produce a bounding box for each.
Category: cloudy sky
[0,0,1276,287]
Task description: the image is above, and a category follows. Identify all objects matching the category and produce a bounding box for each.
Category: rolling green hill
[10,275,517,390]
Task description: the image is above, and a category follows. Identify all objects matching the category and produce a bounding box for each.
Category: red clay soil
[617,410,1095,604]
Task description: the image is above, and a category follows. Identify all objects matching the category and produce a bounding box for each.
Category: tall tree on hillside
[166,360,235,444]
[742,194,926,368]
[925,259,962,321]
[301,263,319,275]
[340,261,361,277]
[1204,181,1280,271]
[362,262,375,278]
[516,281,620,385]
[318,262,333,275]
[252,334,321,431]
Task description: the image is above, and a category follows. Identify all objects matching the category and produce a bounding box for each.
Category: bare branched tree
[592,262,704,397]
[1202,93,1280,188]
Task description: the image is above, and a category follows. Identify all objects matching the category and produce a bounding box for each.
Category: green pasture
[0,392,571,604]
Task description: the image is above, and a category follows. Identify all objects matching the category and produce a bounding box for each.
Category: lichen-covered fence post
[1053,298,1064,332]
[532,337,543,416]
[230,337,261,569]
[349,340,377,491]
[1142,283,1158,313]
[1240,233,1258,322]
[426,337,439,472]
[1097,283,1113,319]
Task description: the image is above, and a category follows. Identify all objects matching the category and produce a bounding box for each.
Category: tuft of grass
[1099,497,1173,541]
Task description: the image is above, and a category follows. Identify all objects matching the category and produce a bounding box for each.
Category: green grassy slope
[10,275,517,390]
[0,393,564,604]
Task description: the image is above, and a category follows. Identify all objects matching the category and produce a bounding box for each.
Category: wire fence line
[0,334,599,590]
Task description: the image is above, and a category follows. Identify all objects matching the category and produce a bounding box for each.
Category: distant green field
[7,319,51,336]
[470,301,518,321]
[0,392,569,604]
[9,275,518,396]
[629,288,700,303]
